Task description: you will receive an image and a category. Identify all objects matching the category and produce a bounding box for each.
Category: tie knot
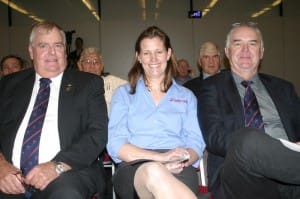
[241,80,253,88]
[40,78,51,87]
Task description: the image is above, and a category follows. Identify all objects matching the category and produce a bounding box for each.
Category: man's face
[78,54,103,75]
[225,26,264,77]
[177,60,190,77]
[199,50,220,75]
[1,57,22,76]
[29,27,67,78]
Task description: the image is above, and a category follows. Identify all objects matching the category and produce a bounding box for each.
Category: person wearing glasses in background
[198,22,300,199]
[184,41,221,97]
[0,21,107,199]
[0,55,27,78]
[77,47,127,115]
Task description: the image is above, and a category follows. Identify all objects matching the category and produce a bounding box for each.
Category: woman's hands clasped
[160,148,190,174]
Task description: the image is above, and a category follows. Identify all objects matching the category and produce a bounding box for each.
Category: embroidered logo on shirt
[169,98,187,103]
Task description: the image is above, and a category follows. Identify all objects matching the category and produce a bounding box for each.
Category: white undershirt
[12,73,62,168]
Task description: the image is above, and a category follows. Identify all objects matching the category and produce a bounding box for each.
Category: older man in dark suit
[184,41,221,97]
[0,21,107,199]
[198,22,300,199]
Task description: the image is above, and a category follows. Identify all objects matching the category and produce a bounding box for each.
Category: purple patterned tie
[20,78,51,175]
[241,80,264,130]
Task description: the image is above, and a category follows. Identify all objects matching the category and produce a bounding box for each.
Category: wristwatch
[53,161,65,175]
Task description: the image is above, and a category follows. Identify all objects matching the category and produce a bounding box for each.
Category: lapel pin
[66,84,72,92]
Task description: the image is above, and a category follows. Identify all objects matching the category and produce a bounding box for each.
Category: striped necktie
[20,78,51,175]
[241,80,264,130]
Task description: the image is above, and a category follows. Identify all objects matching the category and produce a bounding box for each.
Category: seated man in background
[174,58,194,85]
[184,41,221,97]
[77,47,127,114]
[0,54,27,77]
[198,22,300,199]
[0,21,107,199]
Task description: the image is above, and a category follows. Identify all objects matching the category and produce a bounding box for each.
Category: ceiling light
[272,0,282,7]
[0,0,43,22]
[202,0,219,17]
[251,0,282,18]
[81,0,100,21]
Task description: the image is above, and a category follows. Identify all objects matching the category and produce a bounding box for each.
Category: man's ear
[29,45,34,60]
[260,47,264,59]
[224,47,229,58]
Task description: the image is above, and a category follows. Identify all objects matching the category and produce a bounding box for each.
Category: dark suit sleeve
[198,82,225,157]
[54,74,108,169]
[290,86,300,138]
[275,81,300,141]
[197,77,243,157]
[183,76,202,98]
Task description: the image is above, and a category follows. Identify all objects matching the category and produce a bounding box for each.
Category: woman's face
[137,37,171,80]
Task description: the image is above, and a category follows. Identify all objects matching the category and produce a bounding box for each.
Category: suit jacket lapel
[260,75,283,108]
[11,72,35,126]
[260,75,289,121]
[223,72,245,127]
[58,70,75,147]
[259,75,293,137]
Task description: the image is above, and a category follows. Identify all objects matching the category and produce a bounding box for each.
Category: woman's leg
[134,162,198,199]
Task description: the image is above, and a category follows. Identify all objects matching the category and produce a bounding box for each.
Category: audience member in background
[0,55,27,77]
[198,22,300,199]
[174,58,194,85]
[0,21,107,199]
[68,37,84,68]
[77,47,127,114]
[107,26,205,199]
[184,41,221,97]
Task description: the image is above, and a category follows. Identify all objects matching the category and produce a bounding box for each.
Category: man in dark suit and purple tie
[0,21,107,199]
[198,22,300,199]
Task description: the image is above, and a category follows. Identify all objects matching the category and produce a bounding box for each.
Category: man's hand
[0,160,25,194]
[24,162,58,191]
[24,161,71,191]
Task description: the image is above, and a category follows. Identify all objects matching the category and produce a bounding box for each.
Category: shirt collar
[35,72,64,87]
[231,71,260,85]
[137,76,180,92]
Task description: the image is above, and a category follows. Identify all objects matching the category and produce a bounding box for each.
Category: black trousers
[0,162,106,199]
[112,160,199,199]
[221,128,300,199]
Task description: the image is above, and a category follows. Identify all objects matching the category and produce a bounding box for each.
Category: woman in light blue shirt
[107,26,205,199]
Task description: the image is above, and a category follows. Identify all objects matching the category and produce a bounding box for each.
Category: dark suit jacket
[183,73,204,97]
[198,70,300,193]
[0,67,108,171]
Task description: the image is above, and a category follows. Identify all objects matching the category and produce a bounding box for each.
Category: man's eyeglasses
[81,59,101,65]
